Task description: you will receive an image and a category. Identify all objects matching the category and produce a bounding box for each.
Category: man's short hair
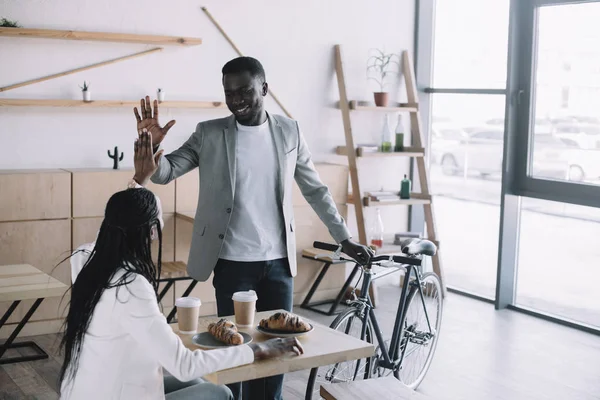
[222,56,266,82]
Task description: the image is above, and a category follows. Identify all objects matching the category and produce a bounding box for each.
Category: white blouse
[60,243,254,400]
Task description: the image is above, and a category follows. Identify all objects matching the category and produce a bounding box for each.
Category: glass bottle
[400,174,411,199]
[370,208,384,248]
[380,114,394,152]
[394,114,404,152]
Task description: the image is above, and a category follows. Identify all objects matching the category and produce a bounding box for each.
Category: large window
[432,0,510,89]
[517,198,600,328]
[423,0,511,298]
[430,94,506,298]
[418,0,600,333]
[529,3,600,185]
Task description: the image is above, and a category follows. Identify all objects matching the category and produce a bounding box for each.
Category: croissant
[208,318,244,345]
[259,311,311,332]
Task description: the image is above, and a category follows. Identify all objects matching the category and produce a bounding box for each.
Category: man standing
[132,56,372,400]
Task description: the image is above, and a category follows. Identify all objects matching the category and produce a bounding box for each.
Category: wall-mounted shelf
[0,27,202,46]
[0,99,226,109]
[336,146,425,158]
[348,100,418,112]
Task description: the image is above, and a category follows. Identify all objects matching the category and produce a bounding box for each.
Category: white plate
[256,323,314,338]
[192,331,253,349]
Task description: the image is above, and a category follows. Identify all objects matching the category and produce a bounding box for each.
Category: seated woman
[59,186,303,400]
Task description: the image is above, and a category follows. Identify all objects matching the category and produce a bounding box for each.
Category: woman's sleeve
[116,275,254,382]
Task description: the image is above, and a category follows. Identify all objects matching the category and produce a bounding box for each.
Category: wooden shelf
[348,100,418,112]
[362,193,431,207]
[336,146,424,158]
[0,99,226,109]
[0,27,202,46]
[347,192,431,206]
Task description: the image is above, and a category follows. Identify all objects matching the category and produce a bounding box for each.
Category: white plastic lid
[175,297,201,308]
[232,290,257,302]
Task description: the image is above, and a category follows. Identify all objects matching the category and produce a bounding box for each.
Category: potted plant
[367,49,400,107]
[0,17,21,27]
[80,81,91,102]
[157,88,165,102]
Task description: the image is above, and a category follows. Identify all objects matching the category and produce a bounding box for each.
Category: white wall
[0,0,416,237]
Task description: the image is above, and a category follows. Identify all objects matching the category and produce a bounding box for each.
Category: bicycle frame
[354,260,431,372]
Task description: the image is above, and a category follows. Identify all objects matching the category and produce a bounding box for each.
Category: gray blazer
[151,113,351,281]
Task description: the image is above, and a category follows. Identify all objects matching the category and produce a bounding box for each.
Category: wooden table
[170,309,375,385]
[0,264,68,364]
[320,376,431,399]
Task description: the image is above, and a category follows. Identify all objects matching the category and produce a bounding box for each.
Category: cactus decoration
[107,146,124,169]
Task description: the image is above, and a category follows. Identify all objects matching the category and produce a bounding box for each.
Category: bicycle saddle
[400,238,437,256]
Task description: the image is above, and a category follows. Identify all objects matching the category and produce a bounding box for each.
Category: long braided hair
[58,188,163,388]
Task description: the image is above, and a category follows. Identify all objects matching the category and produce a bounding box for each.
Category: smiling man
[132,56,372,400]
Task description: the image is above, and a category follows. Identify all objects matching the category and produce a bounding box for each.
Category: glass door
[508,0,600,331]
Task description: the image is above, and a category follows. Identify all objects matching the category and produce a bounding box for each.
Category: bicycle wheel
[305,307,374,400]
[396,272,443,389]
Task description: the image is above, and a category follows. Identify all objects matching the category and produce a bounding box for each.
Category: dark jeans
[212,257,293,400]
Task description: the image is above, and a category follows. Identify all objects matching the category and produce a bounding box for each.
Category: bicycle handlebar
[312,241,422,267]
[313,241,340,252]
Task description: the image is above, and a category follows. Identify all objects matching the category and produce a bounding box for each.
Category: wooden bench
[159,261,197,323]
[320,376,431,400]
[0,264,68,365]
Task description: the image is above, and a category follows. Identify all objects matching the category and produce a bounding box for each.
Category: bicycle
[304,238,443,399]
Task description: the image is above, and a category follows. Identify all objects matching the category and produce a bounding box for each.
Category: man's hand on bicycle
[340,239,374,265]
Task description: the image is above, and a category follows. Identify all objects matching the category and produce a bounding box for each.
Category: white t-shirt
[220,119,287,262]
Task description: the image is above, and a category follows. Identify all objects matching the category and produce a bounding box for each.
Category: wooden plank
[160,261,188,279]
[1,362,59,399]
[0,220,71,284]
[72,213,175,263]
[0,48,162,93]
[348,100,418,112]
[69,168,175,217]
[0,170,71,222]
[171,310,375,385]
[0,264,40,277]
[0,220,71,323]
[0,99,226,109]
[320,376,430,400]
[363,194,432,207]
[336,146,424,158]
[0,282,67,302]
[401,51,445,291]
[301,248,345,263]
[335,45,366,245]
[201,7,293,119]
[0,27,202,46]
[0,366,26,398]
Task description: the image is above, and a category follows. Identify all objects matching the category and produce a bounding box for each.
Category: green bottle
[380,114,393,152]
[400,174,411,199]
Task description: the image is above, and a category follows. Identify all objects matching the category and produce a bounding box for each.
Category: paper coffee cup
[232,290,257,328]
[175,297,201,334]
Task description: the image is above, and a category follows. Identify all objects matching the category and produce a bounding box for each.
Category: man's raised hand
[133,95,176,148]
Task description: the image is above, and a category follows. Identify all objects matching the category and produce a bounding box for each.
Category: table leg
[157,280,174,302]
[0,298,49,365]
[301,262,331,308]
[166,280,198,323]
[300,263,360,316]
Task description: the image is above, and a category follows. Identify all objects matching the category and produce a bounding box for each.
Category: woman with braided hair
[58,130,303,400]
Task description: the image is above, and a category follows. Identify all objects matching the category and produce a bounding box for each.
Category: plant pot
[157,91,165,102]
[82,90,91,102]
[373,92,389,107]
